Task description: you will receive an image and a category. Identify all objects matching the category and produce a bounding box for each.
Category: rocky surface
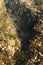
[0,0,43,65]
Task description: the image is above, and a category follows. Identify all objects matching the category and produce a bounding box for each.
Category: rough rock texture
[0,0,21,65]
[0,0,43,65]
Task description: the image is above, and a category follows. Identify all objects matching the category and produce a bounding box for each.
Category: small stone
[38,59,40,62]
[38,43,41,47]
[35,56,37,60]
[0,44,1,47]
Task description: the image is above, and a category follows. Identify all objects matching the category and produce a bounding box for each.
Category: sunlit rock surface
[0,0,43,65]
[0,1,21,65]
